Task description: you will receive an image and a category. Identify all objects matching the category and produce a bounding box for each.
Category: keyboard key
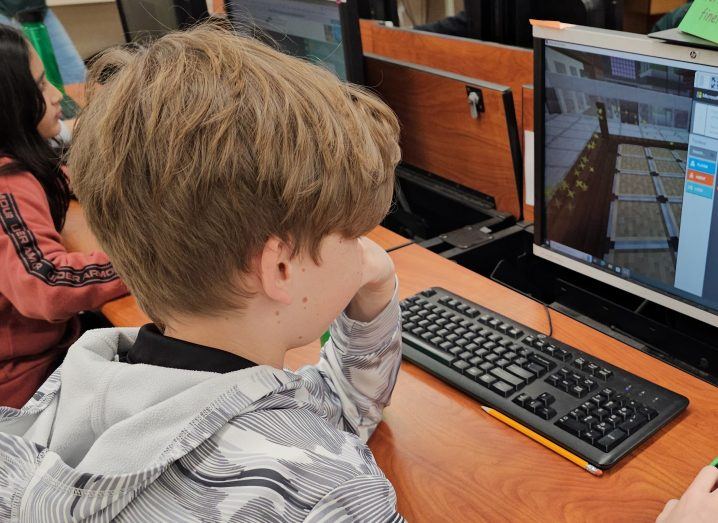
[513,357,528,367]
[578,401,594,415]
[488,334,502,342]
[580,415,598,428]
[581,429,602,445]
[527,399,544,413]
[593,407,609,421]
[537,406,557,420]
[573,357,587,370]
[485,353,499,363]
[490,380,515,397]
[568,408,583,420]
[474,348,489,358]
[602,400,620,413]
[582,378,598,392]
[558,379,574,392]
[420,288,437,297]
[601,388,616,400]
[523,335,536,346]
[465,367,483,380]
[546,373,561,387]
[586,363,600,375]
[596,428,627,452]
[479,362,495,372]
[513,392,532,407]
[490,368,525,389]
[449,346,464,355]
[478,374,497,387]
[616,407,632,420]
[495,358,511,368]
[465,307,479,318]
[469,356,482,366]
[542,345,557,357]
[459,351,473,361]
[638,406,658,420]
[508,327,523,338]
[556,416,586,437]
[465,343,479,352]
[555,349,572,361]
[570,385,588,398]
[529,353,555,370]
[619,414,647,435]
[606,414,622,428]
[589,394,604,407]
[416,344,455,365]
[506,364,535,383]
[597,368,613,380]
[593,421,611,436]
[453,360,470,372]
[537,393,555,406]
[439,341,452,351]
[488,319,501,329]
[483,342,498,351]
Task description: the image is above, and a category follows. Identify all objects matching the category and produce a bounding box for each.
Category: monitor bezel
[224,0,365,84]
[533,25,718,328]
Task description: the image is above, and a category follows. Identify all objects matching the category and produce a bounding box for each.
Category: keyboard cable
[489,259,554,338]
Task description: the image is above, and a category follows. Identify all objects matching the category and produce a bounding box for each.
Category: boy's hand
[656,467,718,523]
[346,237,396,322]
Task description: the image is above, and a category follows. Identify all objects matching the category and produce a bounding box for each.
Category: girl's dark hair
[0,24,69,231]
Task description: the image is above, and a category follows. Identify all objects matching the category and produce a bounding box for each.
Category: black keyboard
[401,287,689,470]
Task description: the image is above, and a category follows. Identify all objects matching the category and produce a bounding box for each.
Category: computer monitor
[358,0,399,25]
[465,0,615,48]
[116,0,209,44]
[533,25,718,327]
[225,0,364,84]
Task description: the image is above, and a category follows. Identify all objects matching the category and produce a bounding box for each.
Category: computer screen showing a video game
[540,40,718,315]
[227,0,350,81]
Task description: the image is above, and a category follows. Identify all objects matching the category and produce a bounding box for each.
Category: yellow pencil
[481,405,603,477]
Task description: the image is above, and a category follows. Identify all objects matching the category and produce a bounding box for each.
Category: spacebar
[411,341,455,365]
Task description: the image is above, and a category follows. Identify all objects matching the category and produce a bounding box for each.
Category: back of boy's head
[70,24,400,325]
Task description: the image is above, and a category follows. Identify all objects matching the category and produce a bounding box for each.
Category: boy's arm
[296,238,402,441]
[305,474,405,523]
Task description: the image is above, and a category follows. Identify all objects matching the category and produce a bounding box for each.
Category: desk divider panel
[365,54,523,218]
[360,20,533,131]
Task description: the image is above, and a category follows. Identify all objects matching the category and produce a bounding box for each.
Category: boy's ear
[258,236,293,305]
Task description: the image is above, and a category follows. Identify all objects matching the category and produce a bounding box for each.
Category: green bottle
[17,9,79,118]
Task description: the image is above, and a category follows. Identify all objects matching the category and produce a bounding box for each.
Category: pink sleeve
[0,172,128,322]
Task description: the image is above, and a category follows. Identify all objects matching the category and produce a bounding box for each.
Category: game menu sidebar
[675,71,718,297]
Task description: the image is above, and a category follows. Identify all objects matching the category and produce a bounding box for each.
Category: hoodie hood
[0,328,302,520]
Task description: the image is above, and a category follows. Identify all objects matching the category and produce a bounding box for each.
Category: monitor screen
[227,0,355,82]
[117,0,208,43]
[538,39,718,321]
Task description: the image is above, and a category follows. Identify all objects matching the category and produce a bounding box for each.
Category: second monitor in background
[116,0,209,44]
[464,0,623,48]
[225,0,364,84]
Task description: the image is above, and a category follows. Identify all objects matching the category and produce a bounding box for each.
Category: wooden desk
[62,203,715,521]
[374,244,714,522]
[61,201,411,326]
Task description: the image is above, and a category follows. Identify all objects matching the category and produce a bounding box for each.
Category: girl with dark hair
[0,24,127,409]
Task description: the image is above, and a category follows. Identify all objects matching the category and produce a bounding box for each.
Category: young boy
[0,24,404,521]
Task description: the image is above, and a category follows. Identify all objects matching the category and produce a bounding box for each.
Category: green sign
[679,0,718,44]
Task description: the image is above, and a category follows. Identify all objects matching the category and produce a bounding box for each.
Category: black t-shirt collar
[123,323,257,373]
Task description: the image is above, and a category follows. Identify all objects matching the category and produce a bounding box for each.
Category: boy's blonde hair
[70,24,400,325]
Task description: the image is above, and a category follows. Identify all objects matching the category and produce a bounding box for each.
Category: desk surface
[61,204,716,522]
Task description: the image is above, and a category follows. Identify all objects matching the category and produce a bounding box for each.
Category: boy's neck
[163,305,288,369]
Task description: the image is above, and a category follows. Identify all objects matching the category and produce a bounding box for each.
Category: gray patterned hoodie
[0,288,404,522]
